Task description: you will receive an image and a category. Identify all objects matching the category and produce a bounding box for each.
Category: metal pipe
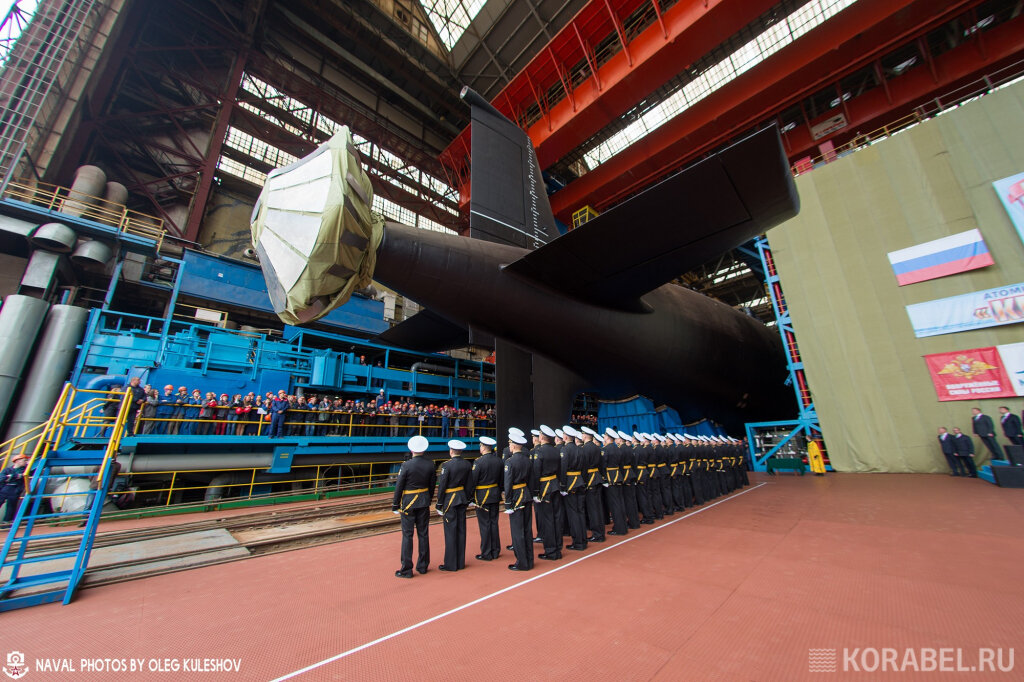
[5,305,89,438]
[61,165,106,217]
[0,295,49,429]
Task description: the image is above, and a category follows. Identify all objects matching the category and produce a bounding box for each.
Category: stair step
[2,569,73,589]
[0,588,65,612]
[12,529,86,542]
[3,551,81,566]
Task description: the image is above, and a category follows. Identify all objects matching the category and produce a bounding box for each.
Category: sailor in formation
[394,430,747,577]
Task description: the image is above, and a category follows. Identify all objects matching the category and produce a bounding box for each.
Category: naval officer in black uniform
[505,432,534,571]
[392,435,436,578]
[533,425,563,560]
[469,435,502,561]
[437,439,472,571]
[559,425,588,551]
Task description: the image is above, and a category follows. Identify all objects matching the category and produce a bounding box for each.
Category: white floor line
[270,481,768,681]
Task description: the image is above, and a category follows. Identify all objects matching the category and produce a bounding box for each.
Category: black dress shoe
[475,554,491,561]
[533,537,543,543]
[506,544,514,551]
[395,571,413,579]
[567,544,586,551]
[588,536,605,542]
[508,564,526,571]
[417,568,429,574]
[438,565,454,572]
[538,553,561,560]
[609,530,625,536]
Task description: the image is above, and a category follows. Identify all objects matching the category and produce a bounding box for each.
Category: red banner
[924,347,1016,401]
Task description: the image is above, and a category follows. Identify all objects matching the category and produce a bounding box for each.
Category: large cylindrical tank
[61,165,106,217]
[4,304,89,439]
[103,181,127,205]
[0,295,49,429]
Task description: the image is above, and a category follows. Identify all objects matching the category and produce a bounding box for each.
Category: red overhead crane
[441,0,1024,225]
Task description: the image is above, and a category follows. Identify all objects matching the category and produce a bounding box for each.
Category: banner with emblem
[923,346,1016,401]
[905,282,1024,337]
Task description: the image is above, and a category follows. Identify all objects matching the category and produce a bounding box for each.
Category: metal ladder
[0,384,129,611]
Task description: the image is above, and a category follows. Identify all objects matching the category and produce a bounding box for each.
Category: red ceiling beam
[548,0,984,220]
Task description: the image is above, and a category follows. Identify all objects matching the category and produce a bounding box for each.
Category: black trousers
[606,485,627,534]
[399,507,430,575]
[957,455,978,477]
[476,502,501,559]
[660,476,674,514]
[442,504,467,570]
[585,487,605,539]
[535,493,562,557]
[623,483,640,528]
[637,483,655,522]
[979,436,1004,460]
[509,503,534,569]
[565,491,588,547]
[943,453,965,475]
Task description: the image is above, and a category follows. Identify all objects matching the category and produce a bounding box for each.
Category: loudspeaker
[991,465,1024,488]
[1005,445,1024,467]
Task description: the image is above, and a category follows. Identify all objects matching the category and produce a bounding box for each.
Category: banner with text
[906,283,1024,337]
[924,346,1016,401]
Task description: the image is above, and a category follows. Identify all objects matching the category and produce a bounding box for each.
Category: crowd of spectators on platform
[117,381,500,439]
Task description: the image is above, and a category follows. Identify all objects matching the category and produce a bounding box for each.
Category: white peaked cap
[540,424,556,437]
[448,439,466,450]
[479,436,497,446]
[632,431,645,441]
[618,430,632,441]
[605,427,619,438]
[530,429,541,436]
[408,435,429,453]
[562,426,579,439]
[554,429,565,439]
[581,426,598,436]
[508,427,524,437]
[655,434,667,442]
[510,433,527,445]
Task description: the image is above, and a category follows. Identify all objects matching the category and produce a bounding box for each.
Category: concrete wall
[768,80,1024,472]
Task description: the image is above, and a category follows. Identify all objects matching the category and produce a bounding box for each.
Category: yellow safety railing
[121,461,402,507]
[0,385,132,493]
[2,179,165,250]
[132,410,497,438]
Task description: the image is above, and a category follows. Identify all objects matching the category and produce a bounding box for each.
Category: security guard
[504,432,534,571]
[437,439,472,571]
[392,435,436,578]
[469,436,502,561]
[559,426,588,551]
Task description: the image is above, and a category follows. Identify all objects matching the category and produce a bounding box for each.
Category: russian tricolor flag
[887,229,994,286]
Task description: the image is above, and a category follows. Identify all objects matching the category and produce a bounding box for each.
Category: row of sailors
[391,425,748,577]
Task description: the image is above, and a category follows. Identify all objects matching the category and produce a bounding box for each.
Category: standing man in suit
[504,432,534,571]
[392,435,436,578]
[469,436,502,561]
[971,407,1004,460]
[436,439,471,572]
[998,406,1024,447]
[951,427,978,477]
[937,427,964,476]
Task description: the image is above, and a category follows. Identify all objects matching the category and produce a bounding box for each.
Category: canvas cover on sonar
[503,125,799,309]
[463,88,561,250]
[250,128,383,325]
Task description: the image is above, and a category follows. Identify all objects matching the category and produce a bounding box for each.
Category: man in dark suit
[998,406,1024,446]
[937,427,964,476]
[971,407,1003,460]
[952,427,978,477]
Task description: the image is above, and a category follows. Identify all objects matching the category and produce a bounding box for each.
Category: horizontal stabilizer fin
[503,126,798,309]
[374,309,468,353]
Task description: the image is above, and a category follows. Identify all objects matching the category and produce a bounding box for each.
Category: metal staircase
[0,384,129,611]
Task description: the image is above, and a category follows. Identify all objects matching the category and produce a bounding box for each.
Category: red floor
[4,473,1023,681]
